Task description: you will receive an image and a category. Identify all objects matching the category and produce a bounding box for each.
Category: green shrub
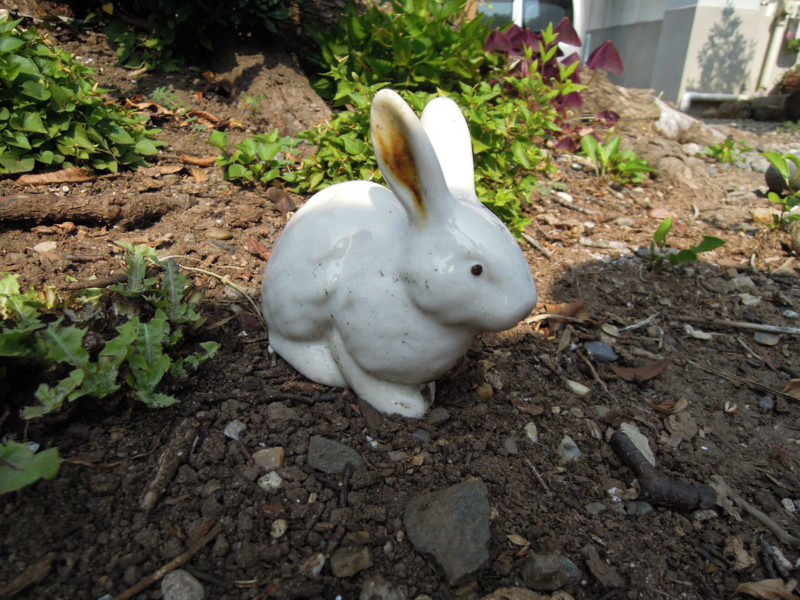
[1,244,219,419]
[0,17,161,174]
[310,0,503,100]
[105,0,291,71]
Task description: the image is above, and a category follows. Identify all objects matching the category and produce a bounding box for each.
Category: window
[476,0,573,30]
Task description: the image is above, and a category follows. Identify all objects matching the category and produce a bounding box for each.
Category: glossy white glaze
[262,89,536,417]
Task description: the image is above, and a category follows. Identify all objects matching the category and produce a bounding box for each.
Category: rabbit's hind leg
[329,329,431,418]
[268,331,347,388]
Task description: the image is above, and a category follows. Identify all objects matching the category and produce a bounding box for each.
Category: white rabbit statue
[261,89,536,418]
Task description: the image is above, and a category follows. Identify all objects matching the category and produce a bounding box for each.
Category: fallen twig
[521,231,553,258]
[687,359,796,402]
[710,475,800,549]
[0,552,55,598]
[524,458,551,495]
[139,417,199,513]
[112,519,222,600]
[610,430,716,511]
[683,317,800,336]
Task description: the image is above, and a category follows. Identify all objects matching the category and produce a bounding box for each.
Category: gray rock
[404,480,490,585]
[759,396,775,412]
[359,575,408,600]
[626,501,654,516]
[765,152,800,194]
[266,402,299,422]
[330,546,373,577]
[223,420,247,441]
[161,569,205,600]
[584,502,607,517]
[557,435,581,464]
[413,428,431,443]
[425,407,450,426]
[521,552,580,591]
[307,435,364,474]
[502,435,519,455]
[585,341,618,363]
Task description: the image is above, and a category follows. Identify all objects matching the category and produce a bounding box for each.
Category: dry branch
[0,193,186,228]
[610,430,716,511]
[111,519,222,600]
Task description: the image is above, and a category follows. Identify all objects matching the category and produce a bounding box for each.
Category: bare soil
[2,8,800,600]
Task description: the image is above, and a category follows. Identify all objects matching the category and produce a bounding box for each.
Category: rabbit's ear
[371,89,451,227]
[420,97,476,199]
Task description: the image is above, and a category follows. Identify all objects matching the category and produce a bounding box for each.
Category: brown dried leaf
[189,166,209,183]
[185,109,219,124]
[735,579,800,600]
[506,533,530,547]
[180,153,217,167]
[140,164,183,177]
[17,167,96,185]
[610,359,671,383]
[267,187,296,217]
[246,236,270,261]
[783,379,800,400]
[647,397,688,414]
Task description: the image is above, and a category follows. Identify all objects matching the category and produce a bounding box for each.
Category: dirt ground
[2,7,800,600]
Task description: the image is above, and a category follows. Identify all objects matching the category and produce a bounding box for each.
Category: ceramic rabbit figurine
[261,89,536,418]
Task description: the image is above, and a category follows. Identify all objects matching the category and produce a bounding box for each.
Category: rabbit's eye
[471,264,483,276]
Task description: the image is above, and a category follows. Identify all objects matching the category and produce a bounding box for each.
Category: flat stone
[161,569,205,600]
[557,435,581,464]
[521,552,580,591]
[425,406,450,426]
[359,575,408,600]
[585,341,618,363]
[223,420,247,441]
[253,447,284,471]
[266,402,299,422]
[307,435,364,474]
[404,480,490,585]
[330,546,373,577]
[582,545,624,588]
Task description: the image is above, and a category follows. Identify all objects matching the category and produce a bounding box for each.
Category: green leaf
[692,236,725,254]
[208,129,227,151]
[653,217,673,247]
[0,441,62,494]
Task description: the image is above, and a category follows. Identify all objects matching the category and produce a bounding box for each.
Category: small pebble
[425,407,450,426]
[754,331,780,346]
[626,501,654,516]
[413,428,431,443]
[566,379,591,396]
[557,435,581,464]
[223,420,247,441]
[730,275,756,293]
[161,569,205,600]
[299,553,325,578]
[783,310,799,319]
[585,341,618,363]
[33,241,58,253]
[253,447,285,471]
[555,190,574,203]
[502,435,519,455]
[330,546,373,578]
[257,471,283,493]
[759,396,775,412]
[739,293,760,306]
[781,498,796,514]
[271,518,288,538]
[524,422,538,444]
[476,382,494,398]
[584,502,607,516]
[205,226,233,240]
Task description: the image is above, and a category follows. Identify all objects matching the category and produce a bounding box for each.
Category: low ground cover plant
[0,16,161,174]
[103,0,291,72]
[762,151,800,230]
[0,244,220,492]
[649,217,725,267]
[581,134,656,184]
